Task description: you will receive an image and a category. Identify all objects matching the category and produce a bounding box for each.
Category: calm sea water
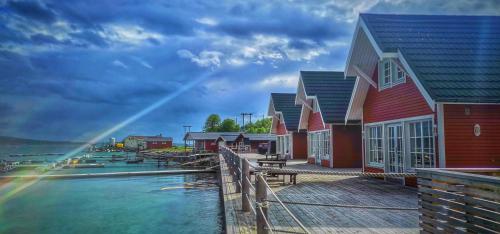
[0,144,223,234]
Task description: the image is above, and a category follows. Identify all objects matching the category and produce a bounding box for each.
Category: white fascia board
[298,102,312,131]
[437,103,446,168]
[295,75,307,105]
[267,98,275,116]
[439,102,500,105]
[345,76,360,124]
[297,104,305,131]
[345,19,362,77]
[397,50,436,111]
[315,97,327,129]
[359,18,383,58]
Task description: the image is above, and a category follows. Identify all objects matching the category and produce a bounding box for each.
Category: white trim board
[439,102,500,105]
[345,76,359,124]
[437,103,446,168]
[364,114,434,127]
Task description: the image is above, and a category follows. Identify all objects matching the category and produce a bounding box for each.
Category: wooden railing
[416,168,500,233]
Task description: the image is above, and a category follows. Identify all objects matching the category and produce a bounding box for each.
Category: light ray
[0,72,212,204]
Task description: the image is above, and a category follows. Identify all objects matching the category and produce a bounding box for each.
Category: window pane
[409,120,434,169]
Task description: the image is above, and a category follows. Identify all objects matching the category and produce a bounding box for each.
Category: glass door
[387,124,403,173]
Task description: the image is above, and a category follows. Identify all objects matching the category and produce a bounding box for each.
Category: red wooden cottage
[295,71,362,168]
[184,132,275,153]
[268,93,307,159]
[345,14,500,184]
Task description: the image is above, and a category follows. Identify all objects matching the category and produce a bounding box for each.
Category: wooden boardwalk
[221,153,419,234]
[219,155,256,234]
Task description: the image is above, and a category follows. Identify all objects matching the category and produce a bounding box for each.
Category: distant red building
[184,132,275,154]
[145,137,173,149]
[345,14,500,185]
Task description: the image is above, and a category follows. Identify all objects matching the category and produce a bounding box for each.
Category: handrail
[220,145,310,233]
[257,173,310,234]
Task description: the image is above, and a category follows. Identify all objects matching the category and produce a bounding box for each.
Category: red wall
[363,67,433,123]
[276,122,287,135]
[292,132,307,159]
[307,111,327,131]
[146,141,172,149]
[332,125,362,168]
[443,104,500,168]
[204,140,218,152]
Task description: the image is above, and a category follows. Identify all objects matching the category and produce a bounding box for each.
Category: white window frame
[366,125,384,167]
[378,59,406,91]
[407,119,435,170]
[307,129,331,161]
[365,115,436,172]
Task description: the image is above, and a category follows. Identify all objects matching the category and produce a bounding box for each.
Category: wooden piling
[235,156,241,193]
[242,158,250,212]
[256,173,268,234]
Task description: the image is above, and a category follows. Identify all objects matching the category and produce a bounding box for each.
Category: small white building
[123,135,173,150]
[109,137,116,146]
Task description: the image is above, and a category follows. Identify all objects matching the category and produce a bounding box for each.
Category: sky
[0,0,499,143]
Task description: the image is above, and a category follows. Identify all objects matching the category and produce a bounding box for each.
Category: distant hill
[0,136,83,145]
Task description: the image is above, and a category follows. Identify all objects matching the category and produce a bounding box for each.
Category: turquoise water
[0,174,223,234]
[0,144,223,234]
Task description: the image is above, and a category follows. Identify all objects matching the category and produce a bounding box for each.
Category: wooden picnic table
[250,169,297,185]
[257,160,287,168]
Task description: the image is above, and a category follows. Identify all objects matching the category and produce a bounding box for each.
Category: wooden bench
[271,171,297,185]
[265,154,280,160]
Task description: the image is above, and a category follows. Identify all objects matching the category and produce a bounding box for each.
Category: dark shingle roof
[300,71,356,123]
[243,134,276,141]
[184,132,240,140]
[184,132,275,141]
[361,14,500,103]
[270,93,301,131]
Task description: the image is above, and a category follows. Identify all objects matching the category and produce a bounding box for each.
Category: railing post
[235,155,241,193]
[256,173,269,234]
[242,158,250,211]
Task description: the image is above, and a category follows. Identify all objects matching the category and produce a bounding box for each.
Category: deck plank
[239,154,420,234]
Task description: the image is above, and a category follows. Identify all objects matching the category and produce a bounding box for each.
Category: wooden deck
[222,153,419,234]
[269,175,419,233]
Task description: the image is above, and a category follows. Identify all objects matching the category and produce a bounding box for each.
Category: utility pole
[241,113,253,131]
[241,113,246,131]
[183,125,192,155]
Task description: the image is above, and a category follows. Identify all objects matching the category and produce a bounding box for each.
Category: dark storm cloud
[68,30,109,48]
[216,7,349,42]
[0,0,499,141]
[6,0,56,23]
[30,33,66,45]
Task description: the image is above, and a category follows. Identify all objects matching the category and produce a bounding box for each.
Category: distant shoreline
[0,136,85,145]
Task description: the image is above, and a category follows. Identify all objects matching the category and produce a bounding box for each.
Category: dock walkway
[221,153,419,233]
[219,154,256,234]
